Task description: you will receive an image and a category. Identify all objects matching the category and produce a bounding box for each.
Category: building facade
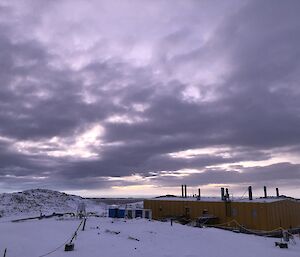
[144,197,300,231]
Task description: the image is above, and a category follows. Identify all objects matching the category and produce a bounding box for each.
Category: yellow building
[144,196,300,231]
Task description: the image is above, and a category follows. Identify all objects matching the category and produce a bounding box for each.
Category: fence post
[65,219,84,252]
[82,218,87,231]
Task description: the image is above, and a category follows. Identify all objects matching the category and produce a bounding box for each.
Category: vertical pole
[184,185,187,198]
[225,188,229,200]
[248,186,253,200]
[264,186,267,198]
[276,188,279,197]
[181,185,184,198]
[82,218,87,231]
[198,188,201,200]
[3,248,7,257]
[221,188,225,201]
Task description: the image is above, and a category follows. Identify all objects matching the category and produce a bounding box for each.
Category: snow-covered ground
[1,189,299,257]
[1,216,299,257]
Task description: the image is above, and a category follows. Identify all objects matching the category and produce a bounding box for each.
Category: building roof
[147,196,296,203]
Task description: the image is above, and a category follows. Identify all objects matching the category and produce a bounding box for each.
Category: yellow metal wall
[265,200,300,230]
[144,199,300,231]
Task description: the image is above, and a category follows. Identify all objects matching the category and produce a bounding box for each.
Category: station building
[144,186,300,231]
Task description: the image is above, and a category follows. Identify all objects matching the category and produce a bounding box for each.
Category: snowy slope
[0,217,299,257]
[0,189,101,217]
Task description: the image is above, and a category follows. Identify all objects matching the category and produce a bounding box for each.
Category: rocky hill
[0,189,99,217]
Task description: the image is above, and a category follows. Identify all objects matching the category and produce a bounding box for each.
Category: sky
[0,0,300,198]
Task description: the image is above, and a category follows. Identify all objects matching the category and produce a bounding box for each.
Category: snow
[0,189,103,218]
[1,189,299,257]
[1,217,299,257]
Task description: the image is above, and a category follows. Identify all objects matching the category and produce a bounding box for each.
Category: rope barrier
[205,219,237,227]
[230,219,283,235]
[206,218,285,236]
[1,215,86,257]
[208,219,297,246]
[37,219,85,257]
[238,189,248,200]
[37,236,72,257]
[3,248,7,257]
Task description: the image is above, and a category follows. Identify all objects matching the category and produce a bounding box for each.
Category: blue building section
[108,207,152,219]
[135,209,143,218]
[118,209,125,218]
[108,208,126,218]
[108,208,116,218]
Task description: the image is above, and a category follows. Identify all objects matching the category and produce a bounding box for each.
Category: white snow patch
[0,217,299,257]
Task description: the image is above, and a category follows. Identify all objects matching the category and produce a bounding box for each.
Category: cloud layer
[0,0,300,197]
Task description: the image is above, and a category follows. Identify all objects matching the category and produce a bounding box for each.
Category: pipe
[221,187,225,201]
[276,188,279,197]
[248,186,253,200]
[264,186,267,198]
[225,188,229,200]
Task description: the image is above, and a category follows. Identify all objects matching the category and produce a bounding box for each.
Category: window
[232,208,238,217]
[252,209,257,218]
[145,210,150,219]
[225,203,231,217]
[127,210,132,218]
[185,207,190,217]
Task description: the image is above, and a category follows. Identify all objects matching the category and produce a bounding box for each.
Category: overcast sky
[0,0,300,197]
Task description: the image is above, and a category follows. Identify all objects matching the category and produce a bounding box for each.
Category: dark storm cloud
[0,30,126,142]
[0,0,300,195]
[150,162,300,194]
[215,1,300,148]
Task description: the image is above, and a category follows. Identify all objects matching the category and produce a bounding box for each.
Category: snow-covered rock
[0,189,99,217]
